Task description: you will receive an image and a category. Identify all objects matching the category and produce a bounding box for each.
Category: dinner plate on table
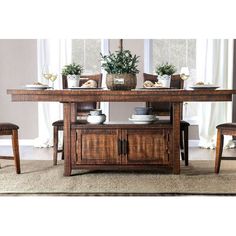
[25,84,51,90]
[69,87,104,90]
[190,85,220,90]
[135,87,169,90]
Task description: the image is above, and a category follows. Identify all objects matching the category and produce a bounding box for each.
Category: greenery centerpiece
[62,63,83,88]
[101,50,139,90]
[155,62,176,88]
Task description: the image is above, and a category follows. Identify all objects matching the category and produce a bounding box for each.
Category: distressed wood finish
[7,89,236,103]
[172,103,181,174]
[76,128,121,165]
[122,129,171,165]
[7,89,236,175]
[63,103,77,176]
[73,124,172,168]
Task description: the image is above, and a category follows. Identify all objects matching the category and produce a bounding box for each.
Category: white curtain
[197,39,234,149]
[34,39,72,147]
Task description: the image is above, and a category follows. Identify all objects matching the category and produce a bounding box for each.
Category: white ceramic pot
[87,114,106,124]
[158,75,171,88]
[67,75,80,88]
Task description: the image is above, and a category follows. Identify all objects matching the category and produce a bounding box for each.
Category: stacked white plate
[25,84,50,90]
[128,114,158,124]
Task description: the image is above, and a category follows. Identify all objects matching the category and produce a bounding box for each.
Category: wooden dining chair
[143,73,190,166]
[215,123,236,173]
[0,123,21,174]
[52,74,103,165]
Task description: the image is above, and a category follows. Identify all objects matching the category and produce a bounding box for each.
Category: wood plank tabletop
[7,89,236,103]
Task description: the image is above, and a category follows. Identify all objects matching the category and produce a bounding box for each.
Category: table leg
[172,103,181,174]
[63,103,77,176]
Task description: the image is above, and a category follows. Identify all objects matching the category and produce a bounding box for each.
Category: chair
[215,123,236,173]
[143,73,190,166]
[0,123,21,174]
[52,74,102,165]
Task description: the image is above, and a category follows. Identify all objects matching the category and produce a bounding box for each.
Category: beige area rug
[0,160,236,195]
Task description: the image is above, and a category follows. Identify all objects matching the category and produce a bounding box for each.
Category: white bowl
[90,109,102,116]
[132,114,156,120]
[87,114,106,124]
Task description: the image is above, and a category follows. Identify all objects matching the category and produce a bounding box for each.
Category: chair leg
[53,126,59,166]
[12,130,21,174]
[215,129,224,174]
[183,126,189,166]
[180,129,184,160]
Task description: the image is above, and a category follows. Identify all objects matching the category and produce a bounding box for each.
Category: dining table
[7,88,236,176]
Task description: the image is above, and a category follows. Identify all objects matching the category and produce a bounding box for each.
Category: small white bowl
[87,114,106,124]
[132,114,156,120]
[90,109,102,116]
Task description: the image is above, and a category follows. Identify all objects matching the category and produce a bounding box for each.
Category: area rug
[0,160,236,196]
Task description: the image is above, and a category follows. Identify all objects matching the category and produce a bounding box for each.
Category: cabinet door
[75,128,121,165]
[122,129,171,165]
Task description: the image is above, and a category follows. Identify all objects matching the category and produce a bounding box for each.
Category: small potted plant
[101,50,139,90]
[155,62,176,87]
[62,63,83,88]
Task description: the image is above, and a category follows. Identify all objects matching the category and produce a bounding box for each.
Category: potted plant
[155,62,176,88]
[101,50,139,90]
[62,63,83,88]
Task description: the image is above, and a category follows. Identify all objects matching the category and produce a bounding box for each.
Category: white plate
[136,87,169,90]
[25,84,50,90]
[69,87,103,90]
[128,118,158,124]
[190,85,219,90]
[132,114,156,120]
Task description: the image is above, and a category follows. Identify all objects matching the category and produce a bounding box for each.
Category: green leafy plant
[101,50,139,75]
[155,62,176,76]
[62,63,83,76]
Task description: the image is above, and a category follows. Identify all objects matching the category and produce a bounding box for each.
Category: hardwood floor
[0,145,236,161]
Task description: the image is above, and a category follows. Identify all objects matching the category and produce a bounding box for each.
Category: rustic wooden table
[7,89,236,176]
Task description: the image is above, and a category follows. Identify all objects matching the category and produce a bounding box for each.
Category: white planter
[158,75,171,88]
[67,75,80,88]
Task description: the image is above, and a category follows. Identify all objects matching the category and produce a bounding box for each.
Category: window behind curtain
[150,39,198,122]
[72,39,101,74]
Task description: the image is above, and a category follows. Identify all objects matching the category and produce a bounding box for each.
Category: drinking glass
[180,67,190,89]
[42,66,51,85]
[42,65,57,89]
[49,73,58,89]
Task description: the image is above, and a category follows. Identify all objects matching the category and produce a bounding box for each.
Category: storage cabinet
[76,128,121,165]
[122,129,171,165]
[73,123,172,167]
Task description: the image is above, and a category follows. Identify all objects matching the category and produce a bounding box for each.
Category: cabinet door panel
[123,129,171,165]
[76,129,121,164]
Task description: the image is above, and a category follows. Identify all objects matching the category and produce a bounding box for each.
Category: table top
[7,88,236,103]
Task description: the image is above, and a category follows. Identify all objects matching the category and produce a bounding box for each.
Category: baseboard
[0,139,34,146]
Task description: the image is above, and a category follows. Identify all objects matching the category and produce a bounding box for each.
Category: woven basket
[106,73,137,90]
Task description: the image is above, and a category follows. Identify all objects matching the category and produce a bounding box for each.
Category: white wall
[0,39,38,139]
